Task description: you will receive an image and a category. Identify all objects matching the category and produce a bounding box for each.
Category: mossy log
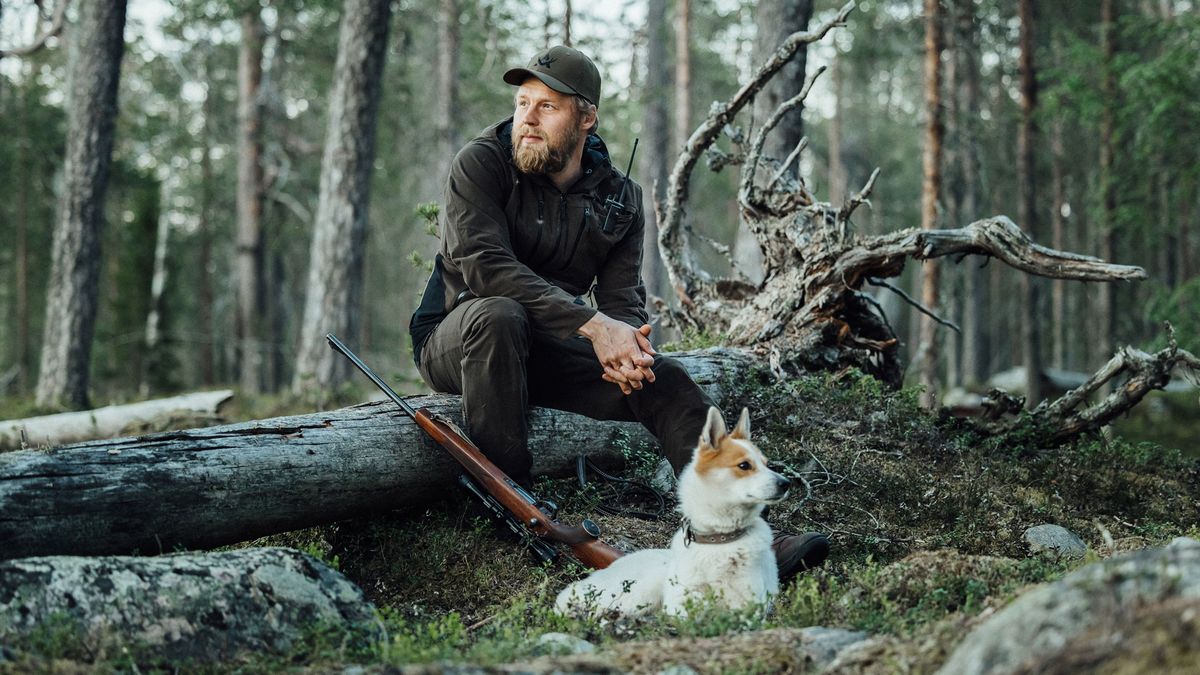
[0,349,749,561]
[0,547,379,664]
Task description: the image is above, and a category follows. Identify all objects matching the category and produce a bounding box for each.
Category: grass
[5,362,1199,673]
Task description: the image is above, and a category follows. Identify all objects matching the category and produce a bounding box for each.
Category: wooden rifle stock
[326,333,623,569]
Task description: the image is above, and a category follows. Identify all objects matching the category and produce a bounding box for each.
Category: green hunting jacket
[409,117,648,363]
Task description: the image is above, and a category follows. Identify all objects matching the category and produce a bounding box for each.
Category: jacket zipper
[557,204,591,273]
[531,197,544,255]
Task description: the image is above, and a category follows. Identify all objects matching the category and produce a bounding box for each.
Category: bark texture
[35,0,128,410]
[0,548,379,663]
[1,350,744,560]
[292,0,393,395]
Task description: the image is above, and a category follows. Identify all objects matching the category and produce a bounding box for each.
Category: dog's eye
[737,461,752,471]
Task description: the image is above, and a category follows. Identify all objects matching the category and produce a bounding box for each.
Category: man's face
[511,78,591,175]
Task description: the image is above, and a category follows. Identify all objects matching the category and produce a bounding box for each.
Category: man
[409,45,828,582]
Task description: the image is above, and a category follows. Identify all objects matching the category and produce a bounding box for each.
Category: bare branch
[834,216,1148,285]
[867,277,961,333]
[969,324,1200,444]
[768,136,810,191]
[0,1,70,58]
[837,167,881,235]
[741,65,828,204]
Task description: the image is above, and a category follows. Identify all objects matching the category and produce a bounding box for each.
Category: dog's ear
[699,406,726,451]
[730,407,751,440]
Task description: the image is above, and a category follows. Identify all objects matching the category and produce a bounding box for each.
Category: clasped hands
[577,313,656,395]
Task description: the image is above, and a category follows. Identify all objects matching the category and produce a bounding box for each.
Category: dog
[555,406,791,618]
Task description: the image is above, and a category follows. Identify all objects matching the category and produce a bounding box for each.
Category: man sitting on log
[408,45,828,582]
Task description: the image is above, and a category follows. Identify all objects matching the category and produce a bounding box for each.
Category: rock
[0,547,379,664]
[657,666,699,675]
[651,457,677,494]
[936,537,1200,675]
[792,626,872,669]
[533,632,595,656]
[1023,524,1087,559]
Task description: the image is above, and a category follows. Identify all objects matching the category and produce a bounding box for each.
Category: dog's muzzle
[768,475,792,502]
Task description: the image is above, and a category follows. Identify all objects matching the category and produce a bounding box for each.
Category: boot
[772,531,830,583]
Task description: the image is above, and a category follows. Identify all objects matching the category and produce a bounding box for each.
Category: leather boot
[772,531,830,583]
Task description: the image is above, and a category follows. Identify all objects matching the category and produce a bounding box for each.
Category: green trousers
[416,296,716,485]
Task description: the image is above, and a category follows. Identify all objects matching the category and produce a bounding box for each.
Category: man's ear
[580,106,597,133]
[730,407,751,440]
[699,406,726,452]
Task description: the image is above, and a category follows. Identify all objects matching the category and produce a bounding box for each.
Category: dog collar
[682,520,752,546]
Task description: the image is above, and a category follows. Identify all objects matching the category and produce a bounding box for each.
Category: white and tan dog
[555,406,791,618]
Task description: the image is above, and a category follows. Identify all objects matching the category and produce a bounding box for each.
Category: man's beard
[512,122,581,175]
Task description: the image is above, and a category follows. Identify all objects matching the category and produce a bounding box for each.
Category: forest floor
[5,362,1199,673]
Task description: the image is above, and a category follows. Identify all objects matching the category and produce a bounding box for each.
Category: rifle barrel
[325,333,418,418]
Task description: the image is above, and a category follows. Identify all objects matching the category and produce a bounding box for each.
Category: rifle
[325,333,624,569]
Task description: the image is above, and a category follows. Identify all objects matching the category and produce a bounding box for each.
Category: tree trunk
[942,3,962,391]
[0,390,233,451]
[1098,0,1117,377]
[292,0,393,395]
[15,62,31,394]
[564,0,573,46]
[34,0,128,410]
[1,350,742,560]
[1050,117,1067,369]
[917,0,945,407]
[751,0,814,180]
[957,0,987,387]
[673,0,691,154]
[827,47,846,206]
[736,0,816,287]
[1017,0,1043,406]
[236,7,266,395]
[140,179,172,397]
[436,0,460,192]
[640,0,670,302]
[0,548,378,664]
[198,52,216,387]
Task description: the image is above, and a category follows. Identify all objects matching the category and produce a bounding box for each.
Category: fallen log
[0,547,379,664]
[0,349,748,561]
[0,389,234,451]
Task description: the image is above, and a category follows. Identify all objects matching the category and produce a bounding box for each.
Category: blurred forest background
[0,0,1196,444]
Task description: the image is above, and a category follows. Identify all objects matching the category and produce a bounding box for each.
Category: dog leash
[575,455,667,520]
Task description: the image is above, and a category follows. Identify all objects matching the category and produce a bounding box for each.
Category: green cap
[503,45,601,107]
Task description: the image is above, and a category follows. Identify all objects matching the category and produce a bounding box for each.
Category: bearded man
[409,45,829,582]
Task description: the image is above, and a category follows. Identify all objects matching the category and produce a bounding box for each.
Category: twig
[838,167,881,238]
[467,614,497,632]
[768,137,809,191]
[866,277,961,333]
[0,1,70,58]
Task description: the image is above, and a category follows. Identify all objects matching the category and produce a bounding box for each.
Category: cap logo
[536,54,557,67]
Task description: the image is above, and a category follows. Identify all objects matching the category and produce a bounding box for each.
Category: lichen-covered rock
[1022,524,1087,560]
[0,547,379,664]
[936,537,1200,675]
